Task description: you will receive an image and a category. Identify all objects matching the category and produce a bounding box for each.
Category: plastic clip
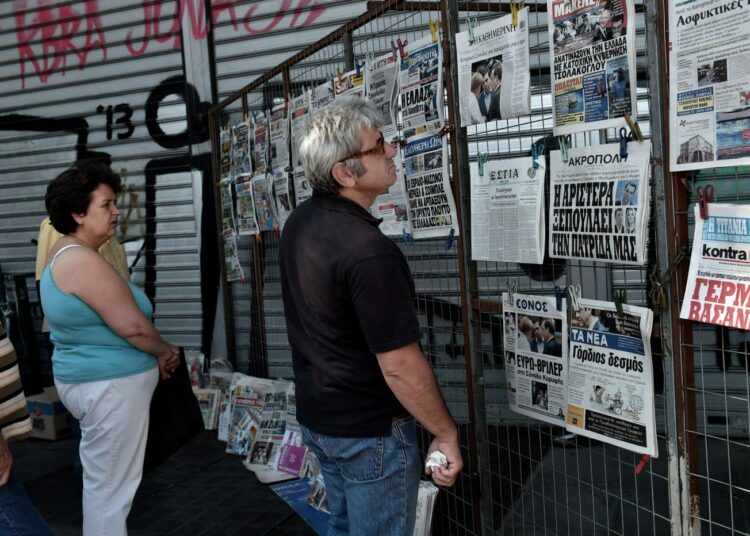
[508,279,519,304]
[510,0,523,27]
[251,110,258,123]
[619,127,633,158]
[429,19,440,43]
[568,284,582,312]
[697,184,714,220]
[444,228,455,251]
[635,454,650,474]
[402,228,413,244]
[555,285,565,311]
[613,289,626,317]
[337,67,345,86]
[391,40,398,61]
[396,38,408,60]
[532,142,544,170]
[366,52,375,71]
[392,135,408,148]
[477,152,489,177]
[558,134,571,163]
[467,17,478,45]
[355,61,362,77]
[437,122,454,137]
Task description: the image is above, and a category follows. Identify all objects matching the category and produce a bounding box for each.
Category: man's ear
[331,162,357,189]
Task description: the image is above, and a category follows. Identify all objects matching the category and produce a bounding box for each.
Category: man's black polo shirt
[279,192,421,437]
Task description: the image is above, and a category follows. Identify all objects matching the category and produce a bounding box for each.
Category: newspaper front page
[221,179,236,239]
[366,52,400,140]
[399,35,444,139]
[224,236,243,283]
[293,168,312,206]
[403,133,460,239]
[220,128,231,180]
[372,153,411,237]
[235,173,259,236]
[271,168,292,229]
[502,292,568,426]
[290,91,311,169]
[680,204,750,328]
[470,156,544,264]
[253,113,268,173]
[668,0,750,171]
[334,67,365,99]
[456,9,531,126]
[567,299,657,456]
[547,0,637,135]
[550,141,651,265]
[311,81,334,112]
[232,121,253,176]
[269,103,289,172]
[252,173,278,231]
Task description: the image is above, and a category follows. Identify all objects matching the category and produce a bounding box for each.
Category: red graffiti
[14,0,107,89]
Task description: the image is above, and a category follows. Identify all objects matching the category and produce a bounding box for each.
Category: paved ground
[10,431,317,536]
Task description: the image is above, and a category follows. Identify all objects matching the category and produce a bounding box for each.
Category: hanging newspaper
[668,0,750,171]
[549,141,651,265]
[311,80,334,112]
[221,179,236,239]
[224,236,243,283]
[455,9,531,126]
[269,102,290,172]
[253,112,269,173]
[502,292,568,426]
[334,67,365,98]
[399,34,444,139]
[567,298,657,456]
[403,133,459,239]
[470,156,544,264]
[271,168,292,229]
[253,172,278,231]
[547,0,637,135]
[680,204,750,329]
[372,153,411,237]
[235,174,259,236]
[220,127,232,180]
[366,51,400,140]
[290,90,311,169]
[293,168,312,205]
[232,120,252,177]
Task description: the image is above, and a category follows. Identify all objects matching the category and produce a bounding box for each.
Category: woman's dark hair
[45,161,122,234]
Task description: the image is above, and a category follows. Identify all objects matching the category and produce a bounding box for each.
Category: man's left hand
[0,435,12,486]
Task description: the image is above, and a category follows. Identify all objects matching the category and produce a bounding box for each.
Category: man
[541,319,562,357]
[478,74,491,117]
[617,181,636,206]
[530,320,543,353]
[613,208,626,233]
[577,308,608,332]
[280,97,462,535]
[611,15,626,38]
[593,8,613,42]
[0,321,54,535]
[486,64,504,121]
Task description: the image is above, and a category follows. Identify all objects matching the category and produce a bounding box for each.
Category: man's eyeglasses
[338,133,386,163]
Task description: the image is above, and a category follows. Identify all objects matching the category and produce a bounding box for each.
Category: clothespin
[396,38,408,60]
[444,228,455,251]
[619,127,633,158]
[251,110,258,123]
[392,134,408,148]
[510,0,523,27]
[429,18,440,43]
[555,285,565,311]
[558,134,571,163]
[624,114,643,141]
[391,40,398,61]
[255,231,261,242]
[508,279,519,304]
[697,184,714,220]
[366,53,375,71]
[437,122,454,137]
[532,142,544,169]
[649,263,667,311]
[477,152,488,177]
[402,228,413,244]
[568,284,582,311]
[337,67,345,86]
[635,454,650,474]
[613,289,626,316]
[355,61,361,77]
[466,17,478,45]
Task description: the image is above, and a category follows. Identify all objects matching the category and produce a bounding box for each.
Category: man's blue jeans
[0,471,54,536]
[300,416,422,536]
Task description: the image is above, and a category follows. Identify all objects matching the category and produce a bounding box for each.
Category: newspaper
[549,141,651,265]
[220,127,231,180]
[252,172,278,231]
[455,9,531,126]
[235,173,259,236]
[271,168,292,229]
[413,481,439,536]
[366,51,400,140]
[210,372,236,442]
[290,90,311,169]
[470,156,544,264]
[372,152,411,237]
[567,298,657,456]
[232,120,253,177]
[399,34,444,139]
[668,0,750,171]
[193,388,221,430]
[223,235,243,282]
[293,167,312,205]
[403,133,460,239]
[253,112,268,173]
[502,292,568,426]
[220,179,236,239]
[680,204,750,328]
[269,102,290,171]
[311,80,334,112]
[225,376,277,455]
[546,0,637,135]
[334,67,365,99]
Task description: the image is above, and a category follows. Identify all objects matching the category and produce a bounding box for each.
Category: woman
[464,72,486,125]
[40,162,179,536]
[626,207,637,233]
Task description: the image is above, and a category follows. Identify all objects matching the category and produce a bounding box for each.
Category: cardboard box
[26,386,71,440]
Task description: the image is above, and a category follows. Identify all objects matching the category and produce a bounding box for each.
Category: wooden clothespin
[336,67,345,86]
[623,113,643,141]
[429,18,440,43]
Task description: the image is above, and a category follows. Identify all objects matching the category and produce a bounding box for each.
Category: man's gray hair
[299,96,383,195]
